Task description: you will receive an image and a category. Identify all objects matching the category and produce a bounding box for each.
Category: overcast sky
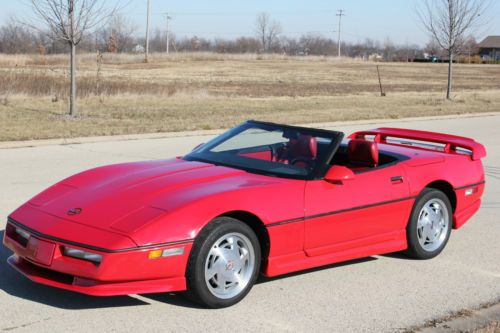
[1,0,498,46]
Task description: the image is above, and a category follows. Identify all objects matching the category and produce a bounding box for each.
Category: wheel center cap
[225,260,235,271]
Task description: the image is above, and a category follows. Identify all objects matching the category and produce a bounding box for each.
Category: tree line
[0,14,479,62]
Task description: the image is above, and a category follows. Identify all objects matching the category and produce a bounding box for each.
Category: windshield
[184,121,344,179]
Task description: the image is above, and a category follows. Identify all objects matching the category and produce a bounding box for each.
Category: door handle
[390,176,403,183]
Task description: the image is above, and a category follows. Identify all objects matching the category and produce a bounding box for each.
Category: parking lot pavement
[0,114,499,332]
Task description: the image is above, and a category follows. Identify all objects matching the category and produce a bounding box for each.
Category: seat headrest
[289,135,317,159]
[348,139,379,167]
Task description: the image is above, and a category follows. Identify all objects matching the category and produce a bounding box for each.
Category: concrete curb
[1,112,498,150]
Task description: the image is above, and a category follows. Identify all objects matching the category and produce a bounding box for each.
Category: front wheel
[186,217,261,308]
[405,188,452,259]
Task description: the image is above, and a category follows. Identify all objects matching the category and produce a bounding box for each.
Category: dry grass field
[0,52,499,141]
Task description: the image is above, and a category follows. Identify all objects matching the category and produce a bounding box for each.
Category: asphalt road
[0,114,499,332]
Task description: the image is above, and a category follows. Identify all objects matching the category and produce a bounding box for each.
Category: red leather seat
[277,135,317,167]
[289,135,317,159]
[347,139,379,170]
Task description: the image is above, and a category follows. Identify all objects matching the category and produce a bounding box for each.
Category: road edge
[406,299,500,333]
[1,112,498,149]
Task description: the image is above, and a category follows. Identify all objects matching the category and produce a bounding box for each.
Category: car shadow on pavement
[140,257,379,308]
[140,292,206,309]
[380,252,413,260]
[0,230,149,310]
[257,256,378,284]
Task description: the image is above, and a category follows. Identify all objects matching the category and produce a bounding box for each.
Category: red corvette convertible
[4,121,486,308]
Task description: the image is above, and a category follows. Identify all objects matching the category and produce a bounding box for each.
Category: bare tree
[463,36,479,62]
[100,14,137,53]
[383,36,395,61]
[255,13,282,52]
[418,0,489,99]
[425,38,442,57]
[0,18,38,54]
[29,0,118,116]
[299,33,336,56]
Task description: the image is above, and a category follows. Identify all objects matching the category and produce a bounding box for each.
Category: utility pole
[69,0,76,116]
[405,38,409,63]
[163,13,172,54]
[145,0,151,62]
[336,9,345,57]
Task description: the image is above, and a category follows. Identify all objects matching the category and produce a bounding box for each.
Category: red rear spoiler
[348,127,486,160]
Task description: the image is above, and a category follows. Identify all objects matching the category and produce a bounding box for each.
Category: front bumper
[7,255,186,296]
[3,221,192,296]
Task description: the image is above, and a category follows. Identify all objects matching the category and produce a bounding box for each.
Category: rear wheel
[405,188,452,259]
[185,217,261,308]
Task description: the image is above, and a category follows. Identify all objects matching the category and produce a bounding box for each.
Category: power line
[130,29,376,40]
[124,10,335,16]
[167,30,335,36]
[336,9,345,57]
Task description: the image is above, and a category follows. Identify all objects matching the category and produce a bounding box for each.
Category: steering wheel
[268,145,278,161]
[290,157,314,169]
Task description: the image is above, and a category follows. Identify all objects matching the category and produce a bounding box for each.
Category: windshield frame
[183,120,344,180]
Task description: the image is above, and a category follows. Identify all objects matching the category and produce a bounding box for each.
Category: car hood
[26,158,248,234]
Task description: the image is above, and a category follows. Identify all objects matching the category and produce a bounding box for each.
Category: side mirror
[192,143,205,151]
[324,165,355,183]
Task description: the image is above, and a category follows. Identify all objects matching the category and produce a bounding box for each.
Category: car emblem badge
[67,208,83,216]
[225,261,235,271]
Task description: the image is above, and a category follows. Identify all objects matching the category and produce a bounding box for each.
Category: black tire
[185,217,261,308]
[405,188,452,259]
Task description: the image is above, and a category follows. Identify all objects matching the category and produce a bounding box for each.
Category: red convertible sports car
[4,121,486,308]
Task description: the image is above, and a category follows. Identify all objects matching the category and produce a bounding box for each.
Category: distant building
[478,36,500,61]
[133,44,145,53]
[369,53,383,61]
